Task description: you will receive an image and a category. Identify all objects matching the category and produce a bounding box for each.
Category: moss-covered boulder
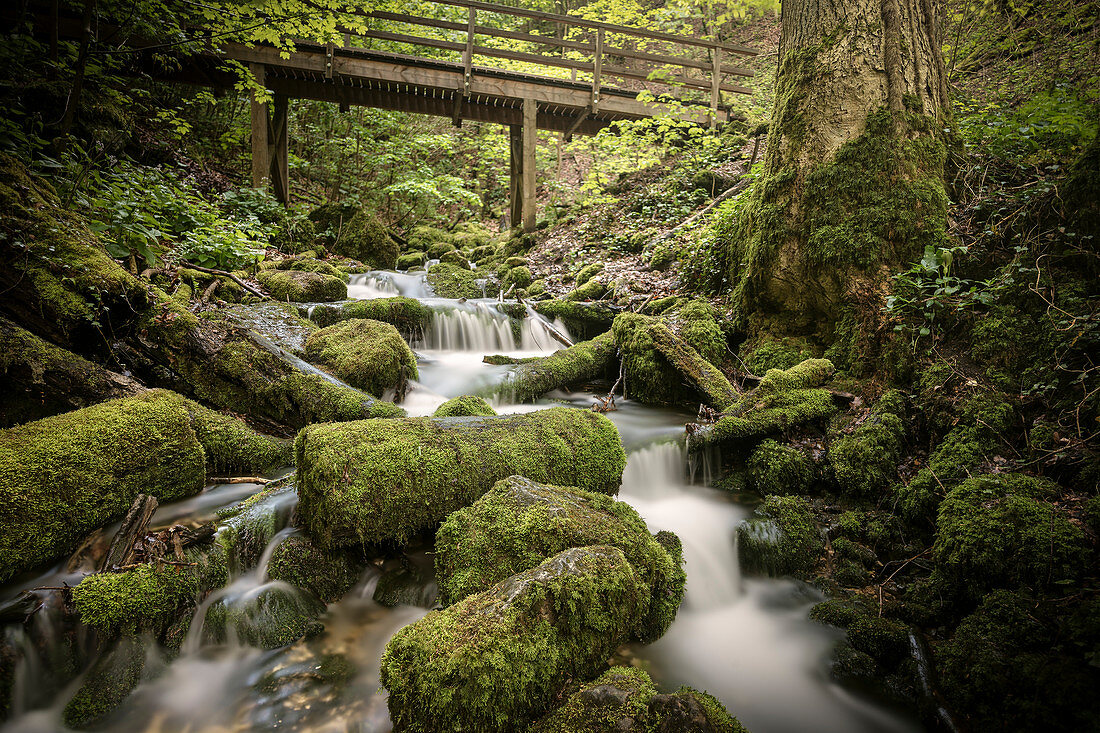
[426,262,499,299]
[303,319,417,397]
[533,300,616,340]
[310,206,398,269]
[439,250,471,269]
[427,240,458,259]
[574,262,604,287]
[380,546,642,732]
[809,600,910,667]
[564,278,608,302]
[307,296,434,335]
[0,390,289,581]
[435,476,685,642]
[671,300,726,366]
[295,407,627,548]
[504,265,533,289]
[396,251,428,270]
[432,395,497,417]
[268,256,349,282]
[406,225,450,251]
[256,269,347,302]
[201,581,325,649]
[266,534,361,604]
[61,634,147,729]
[746,440,813,495]
[932,473,1088,600]
[739,336,814,375]
[737,495,823,578]
[828,390,906,499]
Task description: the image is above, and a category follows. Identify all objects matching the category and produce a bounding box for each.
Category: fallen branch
[208,476,270,485]
[101,494,158,570]
[180,261,269,300]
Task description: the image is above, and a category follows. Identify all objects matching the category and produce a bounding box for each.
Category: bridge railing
[332,0,759,126]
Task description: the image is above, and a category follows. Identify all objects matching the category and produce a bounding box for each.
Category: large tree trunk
[728,0,951,337]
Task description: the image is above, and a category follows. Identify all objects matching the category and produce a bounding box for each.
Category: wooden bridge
[223,0,759,230]
[28,0,759,231]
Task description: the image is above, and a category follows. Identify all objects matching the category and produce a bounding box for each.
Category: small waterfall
[415,303,560,353]
[347,273,399,299]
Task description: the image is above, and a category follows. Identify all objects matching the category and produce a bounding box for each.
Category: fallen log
[101,494,158,570]
[497,332,617,402]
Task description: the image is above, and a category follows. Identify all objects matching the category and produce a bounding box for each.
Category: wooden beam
[564,104,590,142]
[270,93,290,203]
[522,97,537,232]
[509,123,522,228]
[250,62,269,189]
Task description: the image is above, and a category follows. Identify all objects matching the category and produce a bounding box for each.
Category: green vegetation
[266,535,362,604]
[746,440,812,496]
[307,296,434,334]
[303,319,417,396]
[435,476,685,642]
[738,495,823,577]
[828,391,906,499]
[295,407,627,548]
[433,395,497,417]
[256,269,347,302]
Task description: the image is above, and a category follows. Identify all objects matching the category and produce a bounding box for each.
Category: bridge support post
[522,97,537,232]
[508,124,522,228]
[250,63,269,191]
[270,94,289,205]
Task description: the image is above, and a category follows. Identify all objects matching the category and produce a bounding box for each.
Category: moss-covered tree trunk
[729,0,951,337]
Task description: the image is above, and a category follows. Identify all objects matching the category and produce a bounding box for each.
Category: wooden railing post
[592,27,603,112]
[710,44,721,128]
[249,62,270,190]
[454,7,475,126]
[509,123,523,228]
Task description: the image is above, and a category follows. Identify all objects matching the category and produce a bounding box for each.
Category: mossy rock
[564,278,608,302]
[809,600,910,667]
[270,256,349,282]
[439,250,471,269]
[303,318,417,397]
[746,439,813,495]
[312,206,398,270]
[937,590,1100,731]
[931,473,1088,600]
[307,296,434,336]
[202,582,325,649]
[828,391,906,499]
[500,332,617,402]
[295,407,627,548]
[435,476,685,642]
[612,313,690,405]
[433,395,497,418]
[266,534,361,604]
[217,482,298,571]
[380,546,642,733]
[396,251,428,270]
[527,279,547,298]
[256,269,347,302]
[737,495,823,578]
[0,390,288,581]
[426,262,500,299]
[406,225,451,251]
[504,265,533,289]
[671,300,726,365]
[534,300,616,340]
[574,262,604,287]
[61,634,147,729]
[504,256,528,268]
[427,241,458,259]
[739,336,814,374]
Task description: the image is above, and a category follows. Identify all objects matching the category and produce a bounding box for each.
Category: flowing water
[0,270,922,733]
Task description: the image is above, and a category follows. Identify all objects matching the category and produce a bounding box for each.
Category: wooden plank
[593,28,603,111]
[522,97,537,232]
[250,62,269,189]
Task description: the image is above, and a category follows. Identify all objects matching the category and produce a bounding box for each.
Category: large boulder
[295,407,626,548]
[306,296,434,336]
[435,476,684,642]
[310,204,398,269]
[0,390,290,581]
[256,269,347,302]
[303,318,417,397]
[381,546,642,732]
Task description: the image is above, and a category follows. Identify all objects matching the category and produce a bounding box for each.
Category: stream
[0,271,922,733]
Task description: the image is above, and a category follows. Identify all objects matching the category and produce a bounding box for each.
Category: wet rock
[0,390,287,582]
[266,535,361,604]
[737,495,824,578]
[396,251,427,270]
[432,395,497,417]
[381,546,642,732]
[435,476,684,642]
[61,634,147,729]
[426,262,500,298]
[202,582,325,649]
[533,300,616,340]
[295,407,626,548]
[217,482,299,571]
[256,269,347,302]
[303,318,417,397]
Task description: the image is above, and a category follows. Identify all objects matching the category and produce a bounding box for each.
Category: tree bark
[728,0,952,336]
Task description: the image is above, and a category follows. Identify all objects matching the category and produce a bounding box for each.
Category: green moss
[896,392,1015,522]
[439,250,471,269]
[295,407,627,548]
[527,279,547,297]
[381,546,642,733]
[809,600,909,666]
[203,583,325,649]
[71,565,198,636]
[529,666,655,732]
[217,482,297,570]
[574,263,604,287]
[177,396,293,475]
[612,313,686,405]
[270,256,349,282]
[747,440,812,495]
[504,265,533,289]
[406,226,451,250]
[740,336,814,374]
[533,300,615,339]
[937,590,1100,731]
[435,476,684,642]
[314,207,398,269]
[427,241,458,259]
[828,391,906,499]
[433,395,497,417]
[396,251,427,269]
[931,473,1088,599]
[303,318,417,397]
[307,296,433,335]
[504,256,528,268]
[265,535,361,603]
[427,262,500,299]
[0,391,223,581]
[256,269,347,302]
[269,217,318,254]
[737,495,823,577]
[564,278,608,302]
[671,300,726,365]
[61,635,147,729]
[500,332,617,402]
